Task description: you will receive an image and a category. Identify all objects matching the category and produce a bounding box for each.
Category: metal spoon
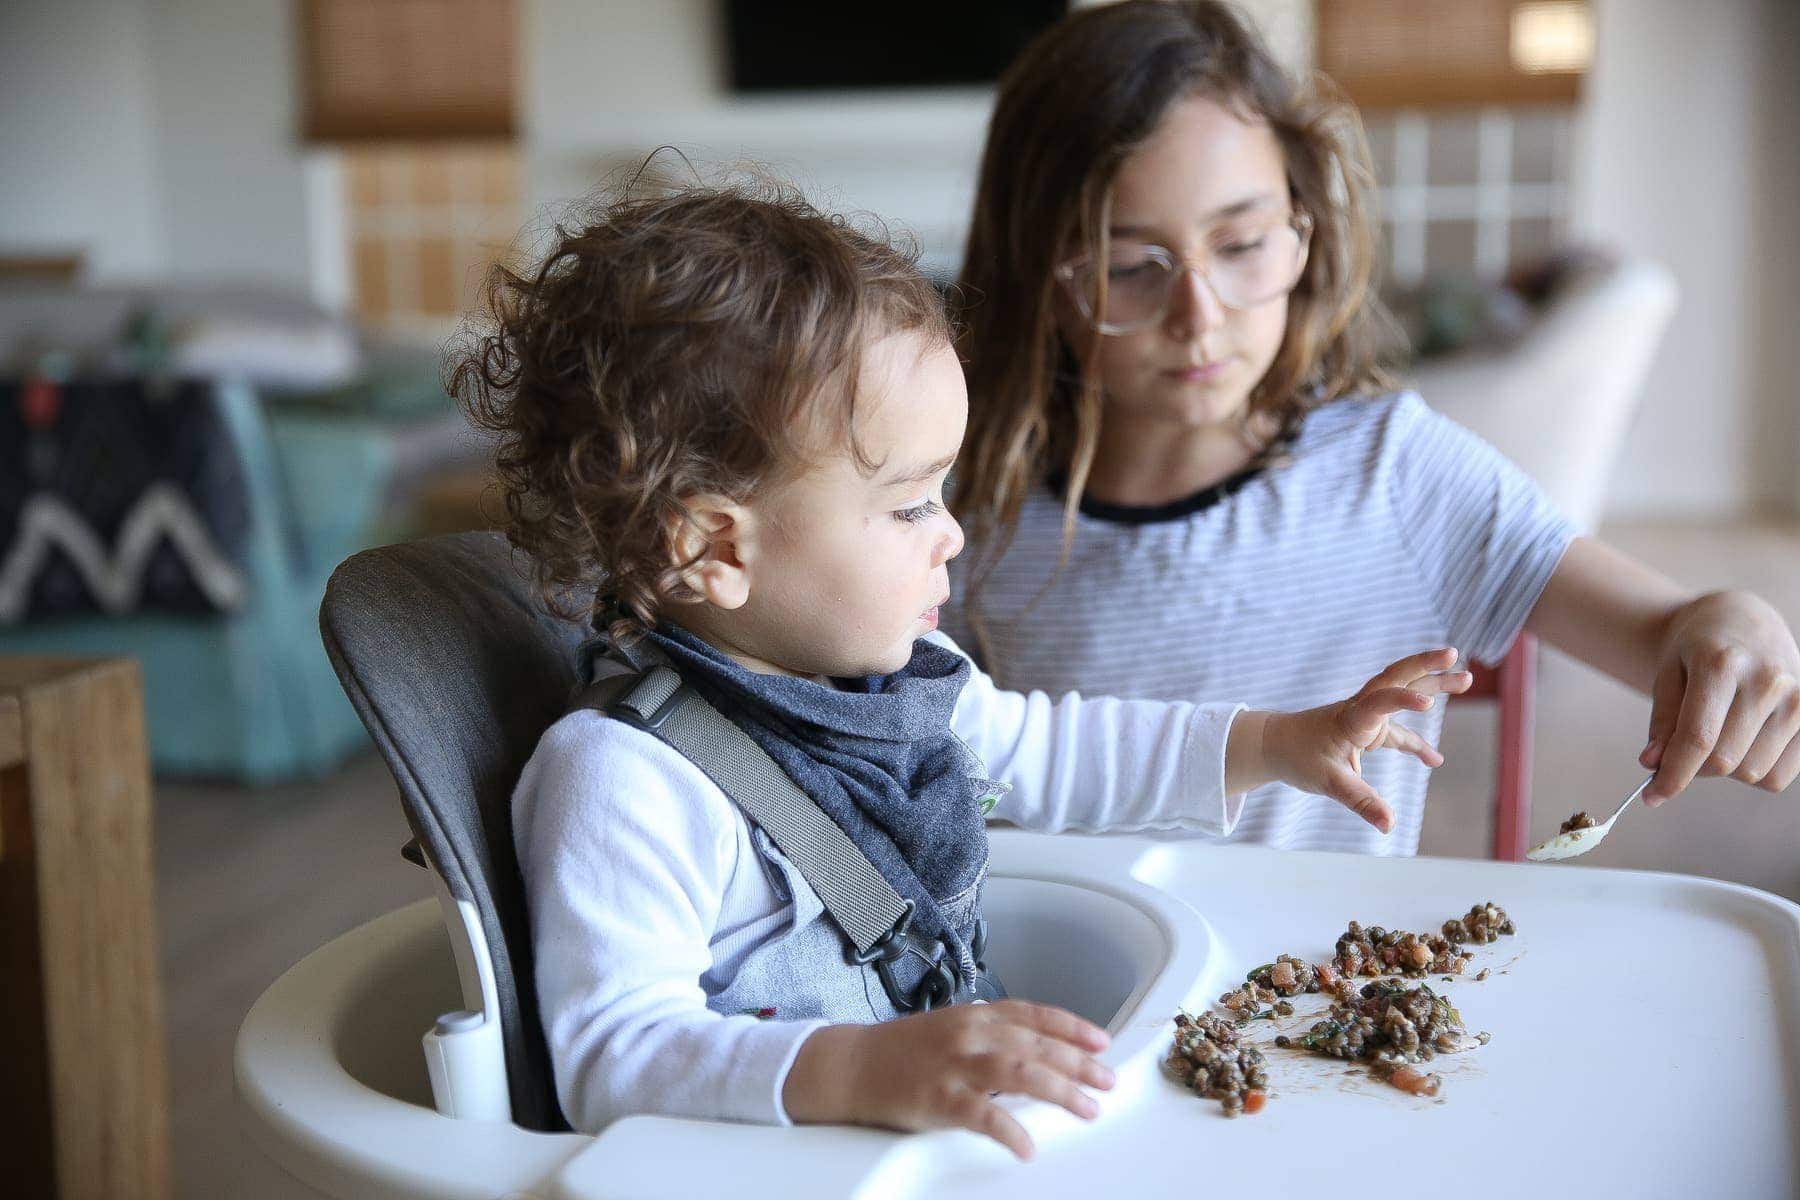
[1525,775,1655,862]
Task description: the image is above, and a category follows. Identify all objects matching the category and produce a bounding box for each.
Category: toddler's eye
[893,499,944,525]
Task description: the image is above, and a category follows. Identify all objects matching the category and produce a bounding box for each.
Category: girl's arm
[1526,536,1800,802]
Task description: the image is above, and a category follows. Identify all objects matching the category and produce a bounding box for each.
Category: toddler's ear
[670,496,753,611]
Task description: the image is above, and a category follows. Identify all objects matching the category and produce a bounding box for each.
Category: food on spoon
[1559,811,1598,835]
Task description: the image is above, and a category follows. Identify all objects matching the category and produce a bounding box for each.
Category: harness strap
[576,666,913,959]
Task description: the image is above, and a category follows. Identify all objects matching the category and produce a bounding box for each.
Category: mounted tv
[723,1,1069,92]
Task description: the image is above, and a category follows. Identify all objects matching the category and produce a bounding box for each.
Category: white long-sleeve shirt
[513,632,1243,1133]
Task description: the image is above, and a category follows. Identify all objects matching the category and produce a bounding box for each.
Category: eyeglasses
[1054,211,1314,335]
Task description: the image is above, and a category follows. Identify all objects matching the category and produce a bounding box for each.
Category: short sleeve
[1389,393,1577,666]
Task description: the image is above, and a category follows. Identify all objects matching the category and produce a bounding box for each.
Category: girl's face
[1056,93,1296,431]
[687,329,968,679]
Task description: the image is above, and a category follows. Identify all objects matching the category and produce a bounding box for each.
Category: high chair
[234,532,1219,1198]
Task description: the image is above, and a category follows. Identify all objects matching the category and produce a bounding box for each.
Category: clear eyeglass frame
[1054,210,1315,335]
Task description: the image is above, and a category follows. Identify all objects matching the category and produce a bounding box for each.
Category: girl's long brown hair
[952,0,1397,635]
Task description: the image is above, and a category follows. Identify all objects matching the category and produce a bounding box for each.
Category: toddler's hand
[1248,648,1472,832]
[783,999,1114,1160]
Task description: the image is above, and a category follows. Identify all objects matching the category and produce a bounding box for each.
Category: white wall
[147,0,315,289]
[524,0,993,279]
[0,0,317,291]
[0,0,168,279]
[525,0,1310,283]
[1570,0,1799,519]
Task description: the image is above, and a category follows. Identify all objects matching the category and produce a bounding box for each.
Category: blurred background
[1,2,1796,1196]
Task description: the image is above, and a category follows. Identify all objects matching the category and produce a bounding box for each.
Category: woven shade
[301,0,518,141]
[1318,0,1587,109]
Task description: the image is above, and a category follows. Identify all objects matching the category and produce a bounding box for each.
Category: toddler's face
[1057,93,1295,431]
[707,329,968,679]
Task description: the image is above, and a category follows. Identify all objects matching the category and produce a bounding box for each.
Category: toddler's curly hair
[449,178,950,640]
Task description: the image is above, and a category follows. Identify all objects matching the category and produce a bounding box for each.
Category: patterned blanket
[0,377,250,621]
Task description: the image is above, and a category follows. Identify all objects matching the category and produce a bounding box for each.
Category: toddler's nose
[933,513,965,567]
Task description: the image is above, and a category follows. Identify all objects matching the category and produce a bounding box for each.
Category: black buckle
[898,957,957,1012]
[846,900,915,965]
[854,913,991,1014]
[611,667,687,732]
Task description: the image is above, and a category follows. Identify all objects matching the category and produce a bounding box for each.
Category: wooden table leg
[0,658,170,1200]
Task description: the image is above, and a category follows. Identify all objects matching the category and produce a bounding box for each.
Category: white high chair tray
[560,831,1800,1199]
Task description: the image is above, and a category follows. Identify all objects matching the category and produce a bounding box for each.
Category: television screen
[723,1,1070,92]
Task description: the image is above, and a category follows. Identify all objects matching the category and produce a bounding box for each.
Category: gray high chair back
[319,531,584,1131]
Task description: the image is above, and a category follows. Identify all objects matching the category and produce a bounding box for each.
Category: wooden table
[1,657,170,1200]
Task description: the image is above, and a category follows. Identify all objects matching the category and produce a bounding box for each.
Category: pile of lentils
[1441,901,1515,945]
[1165,1011,1269,1116]
[1215,953,1334,1020]
[1172,903,1517,1113]
[1275,979,1491,1097]
[1333,919,1472,978]
[1333,901,1518,978]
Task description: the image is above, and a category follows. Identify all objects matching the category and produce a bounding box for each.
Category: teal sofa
[0,284,470,782]
[0,379,406,782]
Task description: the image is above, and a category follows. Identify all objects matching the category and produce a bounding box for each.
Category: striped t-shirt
[942,391,1577,856]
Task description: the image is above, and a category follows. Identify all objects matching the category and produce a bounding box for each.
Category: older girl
[944,0,1799,855]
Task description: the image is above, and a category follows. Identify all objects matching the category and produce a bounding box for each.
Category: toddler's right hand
[1232,648,1472,832]
[782,999,1114,1160]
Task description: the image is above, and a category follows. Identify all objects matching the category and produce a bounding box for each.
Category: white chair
[1414,252,1678,534]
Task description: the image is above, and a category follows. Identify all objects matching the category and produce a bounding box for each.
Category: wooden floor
[154,519,1800,1197]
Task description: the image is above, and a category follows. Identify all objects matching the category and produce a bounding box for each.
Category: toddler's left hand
[1250,648,1472,832]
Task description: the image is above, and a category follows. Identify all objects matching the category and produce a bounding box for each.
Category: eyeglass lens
[1066,219,1307,332]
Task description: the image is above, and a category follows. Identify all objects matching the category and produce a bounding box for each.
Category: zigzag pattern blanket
[1,377,250,622]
